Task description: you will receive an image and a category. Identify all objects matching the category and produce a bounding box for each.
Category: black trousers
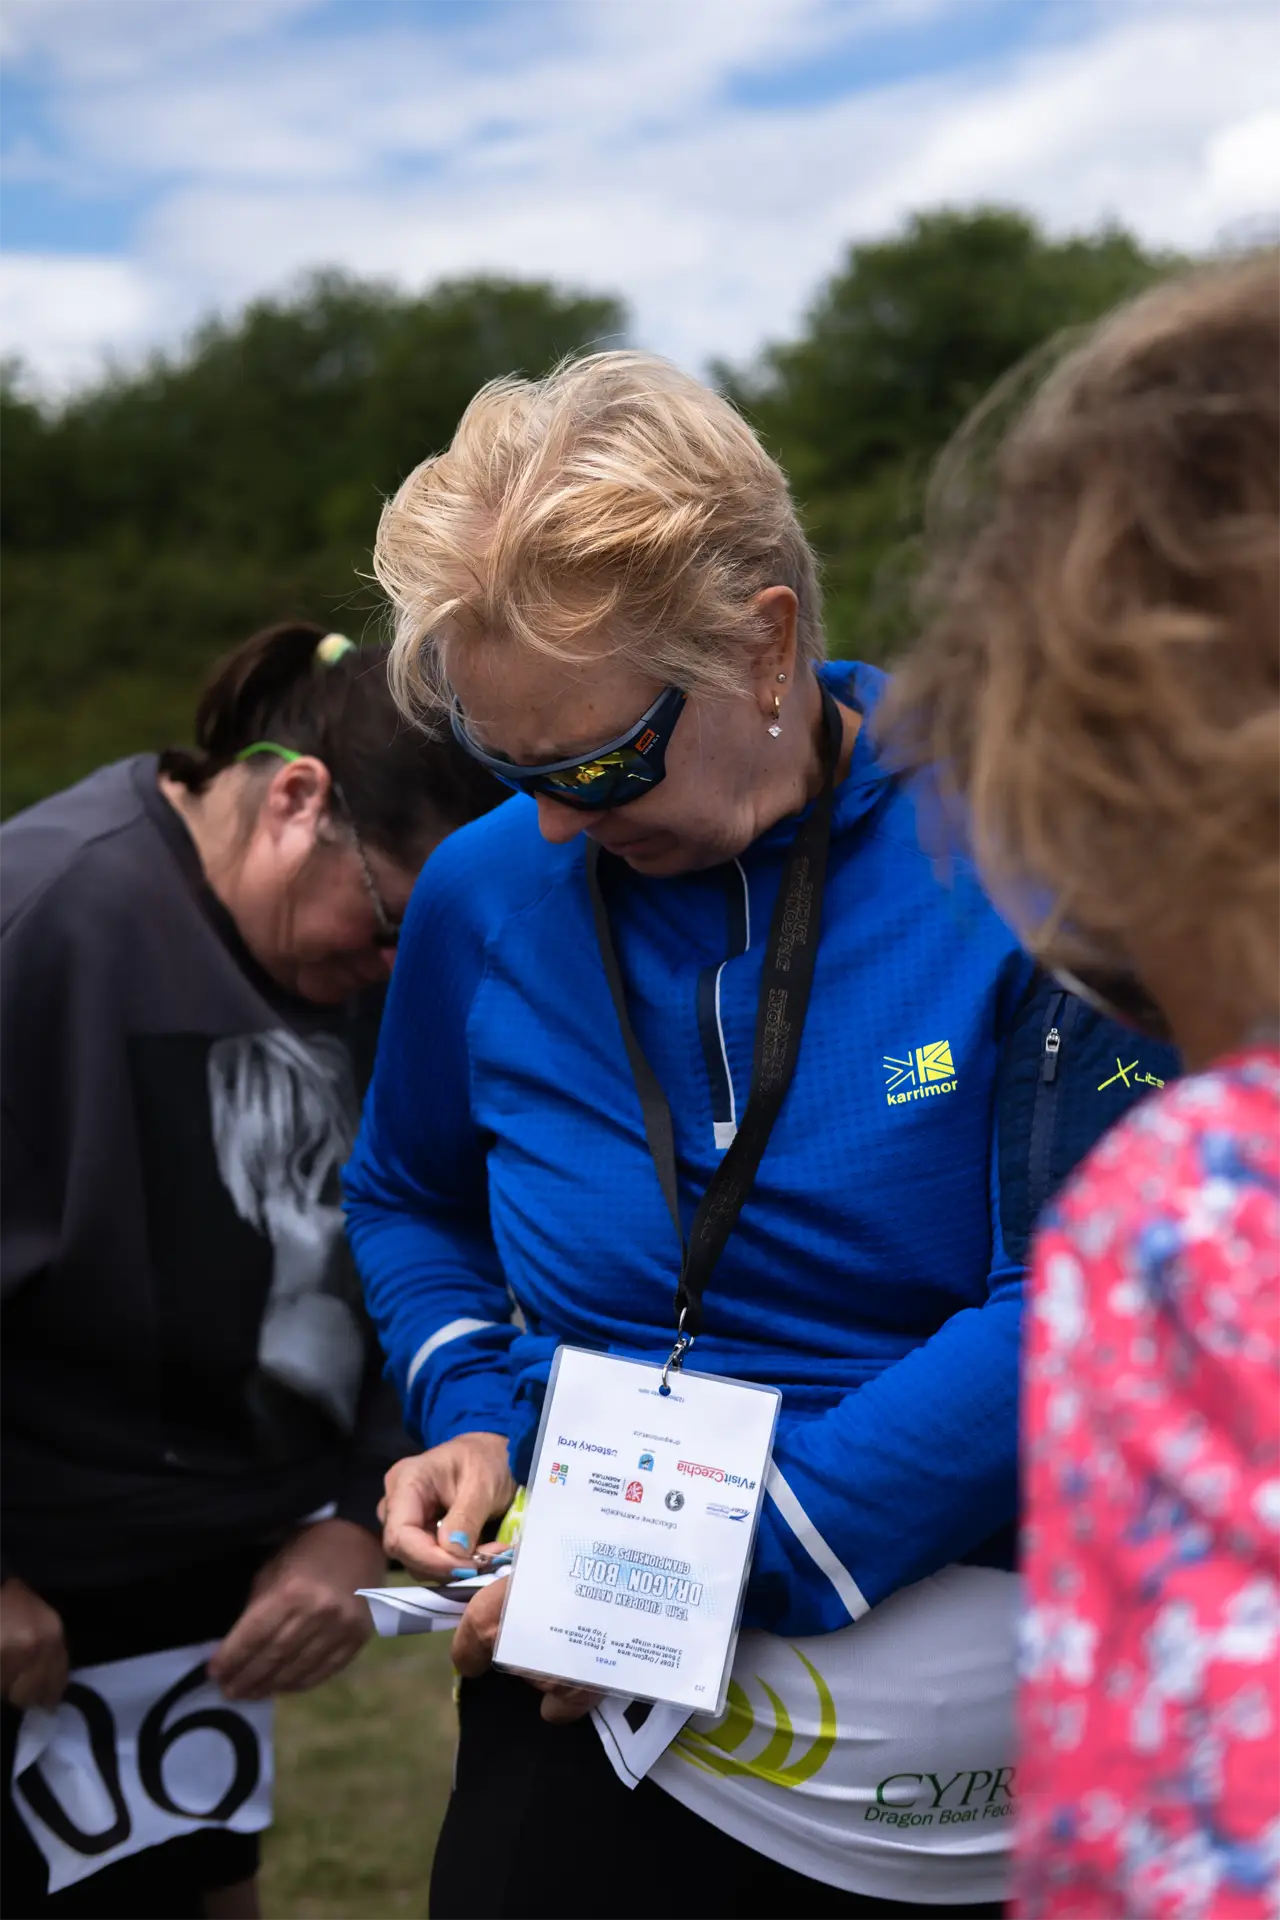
[2,1553,263,1920]
[432,1670,1007,1920]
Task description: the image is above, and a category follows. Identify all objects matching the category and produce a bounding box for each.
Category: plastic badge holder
[495,1344,782,1720]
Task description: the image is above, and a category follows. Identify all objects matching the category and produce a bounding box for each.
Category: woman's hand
[379,1433,514,1581]
[0,1578,69,1711]
[451,1576,598,1724]
[208,1518,384,1701]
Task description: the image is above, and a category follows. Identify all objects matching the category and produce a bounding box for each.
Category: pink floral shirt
[1018,1045,1280,1919]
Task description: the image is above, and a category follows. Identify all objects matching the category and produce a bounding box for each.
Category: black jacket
[1,756,406,1590]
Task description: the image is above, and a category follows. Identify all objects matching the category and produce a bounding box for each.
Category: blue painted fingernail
[447,1531,471,1550]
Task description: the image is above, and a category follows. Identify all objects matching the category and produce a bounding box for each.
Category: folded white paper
[591,1694,692,1789]
[357,1572,502,1638]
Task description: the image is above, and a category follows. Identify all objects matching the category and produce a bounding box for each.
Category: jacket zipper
[1027,990,1077,1229]
[695,860,751,1151]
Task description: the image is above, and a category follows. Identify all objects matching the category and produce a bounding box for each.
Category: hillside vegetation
[1,209,1179,816]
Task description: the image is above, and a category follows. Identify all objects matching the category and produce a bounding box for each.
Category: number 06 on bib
[12,1641,273,1894]
[494,1347,779,1715]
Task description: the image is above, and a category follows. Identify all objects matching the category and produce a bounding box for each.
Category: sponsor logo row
[549,1442,754,1517]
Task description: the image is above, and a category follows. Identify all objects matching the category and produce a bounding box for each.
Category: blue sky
[2,0,1277,392]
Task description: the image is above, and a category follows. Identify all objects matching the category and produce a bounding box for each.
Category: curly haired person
[884,253,1279,1919]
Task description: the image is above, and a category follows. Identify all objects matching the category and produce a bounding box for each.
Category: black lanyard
[586,684,843,1384]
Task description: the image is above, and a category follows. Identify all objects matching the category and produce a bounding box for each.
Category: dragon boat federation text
[494,1348,779,1713]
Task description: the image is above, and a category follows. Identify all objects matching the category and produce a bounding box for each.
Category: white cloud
[2,0,1278,393]
[1200,111,1280,234]
[0,0,316,76]
[0,255,162,391]
[14,0,898,185]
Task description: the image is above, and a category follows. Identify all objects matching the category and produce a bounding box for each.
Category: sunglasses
[234,742,401,949]
[449,685,687,811]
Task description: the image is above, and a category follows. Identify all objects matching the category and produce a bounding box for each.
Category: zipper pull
[1042,1027,1062,1084]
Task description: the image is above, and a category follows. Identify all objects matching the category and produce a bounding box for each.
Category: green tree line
[1,208,1180,816]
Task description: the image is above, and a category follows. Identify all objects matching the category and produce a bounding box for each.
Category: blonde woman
[345,353,1158,1919]
[883,257,1279,1917]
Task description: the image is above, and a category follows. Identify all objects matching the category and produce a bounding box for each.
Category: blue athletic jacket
[344,661,1173,1637]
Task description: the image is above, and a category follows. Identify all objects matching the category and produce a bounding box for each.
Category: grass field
[261,1627,458,1919]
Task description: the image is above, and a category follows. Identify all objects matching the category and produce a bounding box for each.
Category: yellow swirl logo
[674,1645,836,1789]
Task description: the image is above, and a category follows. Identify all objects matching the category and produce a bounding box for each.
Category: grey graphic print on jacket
[209,1029,365,1436]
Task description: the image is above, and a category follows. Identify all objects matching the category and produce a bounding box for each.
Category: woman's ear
[749,586,799,718]
[260,755,332,843]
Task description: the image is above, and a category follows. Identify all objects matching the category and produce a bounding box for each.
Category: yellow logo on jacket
[1097,1056,1166,1093]
[883,1040,957,1107]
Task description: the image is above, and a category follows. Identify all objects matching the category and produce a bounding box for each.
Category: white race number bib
[13,1642,273,1893]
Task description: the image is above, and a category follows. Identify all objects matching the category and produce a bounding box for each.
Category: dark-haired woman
[0,623,503,1919]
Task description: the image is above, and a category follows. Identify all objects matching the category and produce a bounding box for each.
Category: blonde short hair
[882,253,1279,1013]
[374,351,824,723]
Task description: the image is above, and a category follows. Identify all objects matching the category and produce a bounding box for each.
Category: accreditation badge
[494,1347,779,1715]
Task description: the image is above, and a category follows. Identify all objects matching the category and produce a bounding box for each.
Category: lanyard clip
[659,1309,694,1397]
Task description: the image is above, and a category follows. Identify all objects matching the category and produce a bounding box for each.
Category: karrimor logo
[884,1040,957,1108]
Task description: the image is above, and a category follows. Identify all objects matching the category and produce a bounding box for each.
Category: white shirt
[648,1564,1019,1905]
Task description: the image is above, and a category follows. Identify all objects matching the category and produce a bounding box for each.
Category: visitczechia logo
[884,1040,957,1107]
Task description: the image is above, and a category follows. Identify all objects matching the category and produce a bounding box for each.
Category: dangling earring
[768,693,782,738]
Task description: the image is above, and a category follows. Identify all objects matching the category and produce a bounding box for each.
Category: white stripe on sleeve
[405,1317,498,1390]
[766,1462,870,1623]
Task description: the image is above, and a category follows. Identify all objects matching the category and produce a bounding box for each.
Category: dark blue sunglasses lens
[451,692,680,809]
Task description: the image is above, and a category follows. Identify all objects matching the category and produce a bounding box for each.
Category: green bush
[718,207,1181,664]
[1,274,624,814]
[2,213,1185,817]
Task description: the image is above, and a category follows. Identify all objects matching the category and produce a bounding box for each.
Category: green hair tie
[315,633,356,666]
[234,741,303,765]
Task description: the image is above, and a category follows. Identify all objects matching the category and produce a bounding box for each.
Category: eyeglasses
[449,685,687,811]
[234,742,401,949]
[331,783,401,949]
